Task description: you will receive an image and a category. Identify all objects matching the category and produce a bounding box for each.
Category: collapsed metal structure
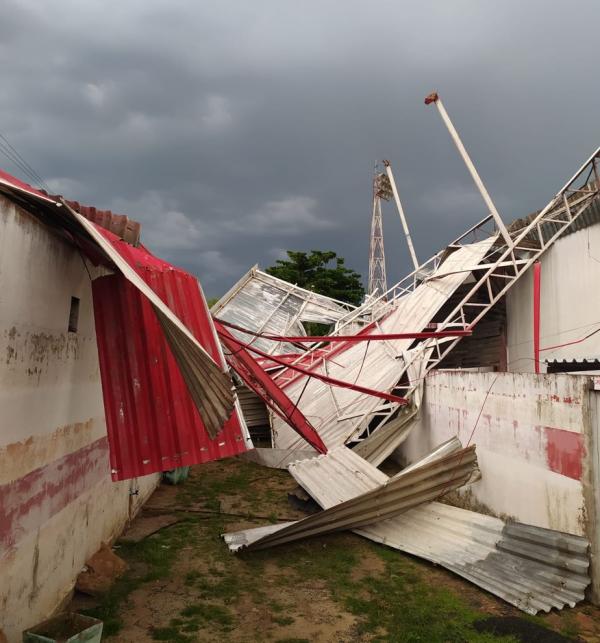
[213,94,600,613]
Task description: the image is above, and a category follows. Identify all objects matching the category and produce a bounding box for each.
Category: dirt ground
[73,456,600,642]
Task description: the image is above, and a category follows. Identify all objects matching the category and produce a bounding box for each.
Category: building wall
[506,225,600,373]
[398,370,594,538]
[0,196,159,641]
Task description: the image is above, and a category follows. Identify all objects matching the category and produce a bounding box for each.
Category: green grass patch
[273,615,295,626]
[81,520,196,636]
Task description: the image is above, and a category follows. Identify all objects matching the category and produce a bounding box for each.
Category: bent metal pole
[424,92,513,248]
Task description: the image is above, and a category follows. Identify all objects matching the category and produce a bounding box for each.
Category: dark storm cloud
[2,0,600,295]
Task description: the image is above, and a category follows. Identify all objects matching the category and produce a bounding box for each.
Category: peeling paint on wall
[0,436,110,554]
[399,371,590,534]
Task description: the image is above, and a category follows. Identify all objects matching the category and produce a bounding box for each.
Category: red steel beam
[215,317,472,343]
[216,321,328,454]
[215,320,408,406]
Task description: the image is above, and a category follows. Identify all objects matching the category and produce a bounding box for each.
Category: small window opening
[68,296,80,333]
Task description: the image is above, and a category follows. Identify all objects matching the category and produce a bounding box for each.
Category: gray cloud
[1,0,599,296]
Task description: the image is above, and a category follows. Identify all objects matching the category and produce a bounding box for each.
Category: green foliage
[265,250,365,306]
[206,296,219,309]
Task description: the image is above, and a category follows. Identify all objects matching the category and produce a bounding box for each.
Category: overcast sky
[1,1,600,297]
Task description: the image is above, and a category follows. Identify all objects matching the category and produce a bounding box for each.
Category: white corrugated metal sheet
[222,444,479,552]
[272,238,496,452]
[286,442,590,614]
[212,266,355,355]
[357,503,589,614]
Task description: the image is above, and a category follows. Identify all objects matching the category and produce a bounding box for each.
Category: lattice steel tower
[368,170,392,297]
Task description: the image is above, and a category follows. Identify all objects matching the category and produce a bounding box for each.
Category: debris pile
[210,135,600,614]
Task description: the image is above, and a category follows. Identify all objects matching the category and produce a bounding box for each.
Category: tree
[265,250,365,306]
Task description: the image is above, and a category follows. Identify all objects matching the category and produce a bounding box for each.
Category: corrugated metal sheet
[65,199,141,246]
[272,238,496,453]
[212,266,355,355]
[357,503,589,614]
[236,386,269,428]
[242,448,319,469]
[508,194,600,246]
[285,440,590,614]
[222,444,479,551]
[93,267,251,481]
[0,169,236,441]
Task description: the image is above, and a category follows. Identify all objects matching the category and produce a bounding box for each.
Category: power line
[0,131,51,193]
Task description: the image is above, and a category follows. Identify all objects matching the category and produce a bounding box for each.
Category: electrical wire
[0,131,51,193]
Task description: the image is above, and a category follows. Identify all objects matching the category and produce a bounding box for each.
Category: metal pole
[533,261,541,374]
[383,160,420,271]
[424,92,513,248]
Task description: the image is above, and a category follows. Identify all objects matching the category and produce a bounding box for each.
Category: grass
[79,456,584,642]
[81,520,196,636]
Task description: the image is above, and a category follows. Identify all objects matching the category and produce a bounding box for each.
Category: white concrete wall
[399,370,592,537]
[507,225,600,373]
[0,195,159,642]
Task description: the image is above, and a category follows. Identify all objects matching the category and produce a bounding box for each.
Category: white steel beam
[425,92,513,248]
[383,160,420,271]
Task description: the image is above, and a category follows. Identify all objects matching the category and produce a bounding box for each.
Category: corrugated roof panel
[212,267,355,355]
[65,200,141,246]
[93,268,251,481]
[0,171,237,438]
[283,443,589,614]
[223,445,479,551]
[357,503,589,614]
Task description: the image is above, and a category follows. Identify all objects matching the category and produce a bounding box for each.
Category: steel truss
[359,146,600,443]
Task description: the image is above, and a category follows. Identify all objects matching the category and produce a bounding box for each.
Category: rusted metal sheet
[223,444,479,551]
[212,266,356,356]
[93,265,251,481]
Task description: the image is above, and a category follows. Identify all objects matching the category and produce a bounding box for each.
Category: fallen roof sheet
[93,267,251,481]
[271,238,495,453]
[212,266,356,356]
[222,444,479,551]
[0,171,235,438]
[286,440,590,614]
[357,503,589,614]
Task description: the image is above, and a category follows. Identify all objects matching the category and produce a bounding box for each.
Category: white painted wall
[0,196,159,642]
[507,225,600,373]
[398,370,591,537]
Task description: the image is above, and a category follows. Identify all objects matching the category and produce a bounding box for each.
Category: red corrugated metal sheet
[0,169,141,245]
[215,320,327,454]
[66,200,141,246]
[92,231,250,481]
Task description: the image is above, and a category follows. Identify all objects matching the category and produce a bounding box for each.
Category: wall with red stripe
[397,370,593,537]
[0,196,160,642]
